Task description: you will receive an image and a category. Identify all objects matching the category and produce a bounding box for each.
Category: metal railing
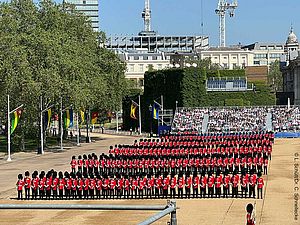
[0,200,177,225]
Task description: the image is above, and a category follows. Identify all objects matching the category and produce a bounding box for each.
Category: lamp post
[149,104,153,138]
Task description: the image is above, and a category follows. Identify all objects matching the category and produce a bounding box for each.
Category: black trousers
[193,187,198,198]
[170,188,176,198]
[257,188,263,199]
[178,188,183,198]
[200,187,206,198]
[17,190,22,200]
[24,188,30,199]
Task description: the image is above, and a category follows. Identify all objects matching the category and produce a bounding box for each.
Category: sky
[1,0,299,46]
[99,0,300,46]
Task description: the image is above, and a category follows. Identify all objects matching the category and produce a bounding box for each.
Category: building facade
[117,51,172,88]
[280,27,300,104]
[199,47,254,69]
[242,43,285,66]
[65,0,99,31]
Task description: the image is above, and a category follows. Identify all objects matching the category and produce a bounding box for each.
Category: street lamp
[149,104,153,137]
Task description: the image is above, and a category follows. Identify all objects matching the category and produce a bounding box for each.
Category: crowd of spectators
[271,106,300,132]
[172,108,208,132]
[173,106,300,133]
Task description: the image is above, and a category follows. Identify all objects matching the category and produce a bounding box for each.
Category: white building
[118,51,172,88]
[242,43,285,66]
[199,47,254,69]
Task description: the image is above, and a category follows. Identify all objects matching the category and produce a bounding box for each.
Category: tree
[0,0,128,149]
[268,60,283,92]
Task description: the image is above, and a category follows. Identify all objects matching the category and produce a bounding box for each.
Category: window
[139,64,144,72]
[223,63,228,69]
[233,63,237,69]
[139,79,144,87]
[143,56,148,60]
[254,61,260,65]
[134,56,139,60]
[128,64,134,72]
[157,56,162,60]
[83,0,86,4]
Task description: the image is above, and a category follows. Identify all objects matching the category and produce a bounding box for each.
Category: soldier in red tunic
[31,172,39,200]
[192,173,200,198]
[200,172,207,198]
[246,203,255,225]
[24,171,31,200]
[257,172,264,199]
[16,174,24,200]
[170,175,177,198]
[70,156,77,173]
[208,172,215,198]
[58,172,65,199]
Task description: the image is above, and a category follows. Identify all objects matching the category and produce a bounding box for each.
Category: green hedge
[206,69,245,78]
[123,68,275,132]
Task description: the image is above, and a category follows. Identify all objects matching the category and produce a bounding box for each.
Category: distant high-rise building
[65,0,99,31]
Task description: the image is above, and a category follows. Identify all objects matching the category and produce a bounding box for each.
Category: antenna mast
[215,0,238,47]
[142,0,151,32]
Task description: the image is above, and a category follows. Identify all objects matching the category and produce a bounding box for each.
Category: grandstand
[172,106,300,134]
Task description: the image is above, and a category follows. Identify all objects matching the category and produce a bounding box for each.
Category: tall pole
[86,109,90,143]
[76,112,80,146]
[138,95,142,135]
[116,111,119,133]
[7,95,11,162]
[40,96,44,154]
[161,95,164,126]
[60,97,63,151]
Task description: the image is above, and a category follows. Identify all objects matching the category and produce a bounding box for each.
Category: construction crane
[139,0,156,36]
[215,0,238,47]
[142,0,151,32]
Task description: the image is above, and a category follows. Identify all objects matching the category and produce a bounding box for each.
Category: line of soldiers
[16,169,264,200]
[70,153,269,176]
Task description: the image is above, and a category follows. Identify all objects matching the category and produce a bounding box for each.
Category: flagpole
[60,97,63,151]
[40,96,44,154]
[138,95,142,135]
[76,112,80,146]
[116,111,119,134]
[7,95,11,162]
[161,95,164,126]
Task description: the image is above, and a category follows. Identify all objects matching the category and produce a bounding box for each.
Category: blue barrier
[275,132,300,138]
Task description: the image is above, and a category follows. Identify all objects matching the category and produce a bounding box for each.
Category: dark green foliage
[136,67,275,132]
[206,69,245,78]
[0,0,128,150]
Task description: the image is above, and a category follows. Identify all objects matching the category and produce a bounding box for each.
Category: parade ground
[0,133,298,225]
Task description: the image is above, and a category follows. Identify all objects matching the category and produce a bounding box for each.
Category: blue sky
[1,0,299,46]
[99,0,300,46]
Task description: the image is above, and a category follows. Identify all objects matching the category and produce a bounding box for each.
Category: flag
[130,101,138,120]
[64,109,73,129]
[91,111,99,124]
[11,108,22,134]
[152,101,161,120]
[43,108,52,129]
[80,109,85,124]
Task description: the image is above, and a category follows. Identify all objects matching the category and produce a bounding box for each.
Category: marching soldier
[192,173,200,198]
[200,172,207,198]
[178,174,185,198]
[16,174,24,200]
[24,171,31,200]
[257,172,264,199]
[208,172,215,198]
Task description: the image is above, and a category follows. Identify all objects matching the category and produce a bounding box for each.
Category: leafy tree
[268,60,283,92]
[0,0,127,150]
